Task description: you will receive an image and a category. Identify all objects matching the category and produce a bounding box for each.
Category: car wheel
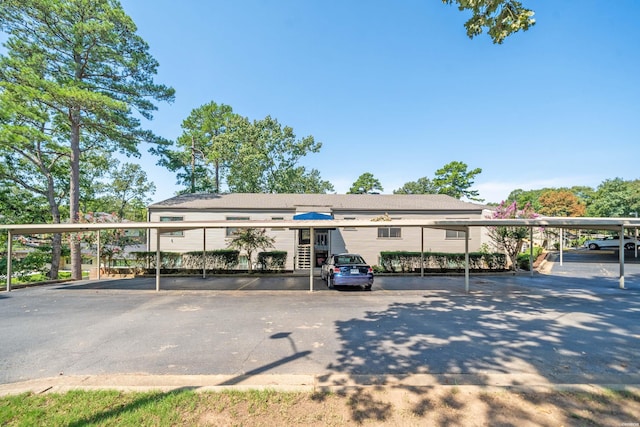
[625,243,635,251]
[327,275,334,289]
[588,243,599,250]
[364,284,372,291]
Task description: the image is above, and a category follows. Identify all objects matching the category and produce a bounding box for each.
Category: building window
[271,217,285,231]
[160,216,184,236]
[226,216,250,237]
[343,217,356,231]
[378,227,401,239]
[445,229,467,239]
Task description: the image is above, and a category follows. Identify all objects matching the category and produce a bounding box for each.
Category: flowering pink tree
[486,201,538,270]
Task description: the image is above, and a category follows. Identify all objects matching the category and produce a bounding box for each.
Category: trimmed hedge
[183,250,240,270]
[257,251,287,271]
[379,251,507,273]
[516,246,544,271]
[130,251,182,269]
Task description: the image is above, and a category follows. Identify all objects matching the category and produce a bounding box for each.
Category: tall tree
[394,177,438,195]
[222,115,333,194]
[443,0,535,44]
[90,161,156,220]
[587,178,637,218]
[0,82,69,279]
[433,161,483,201]
[348,173,383,194]
[538,189,586,217]
[0,0,175,279]
[154,102,236,194]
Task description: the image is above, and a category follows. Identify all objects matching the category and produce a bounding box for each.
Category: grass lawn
[1,387,639,426]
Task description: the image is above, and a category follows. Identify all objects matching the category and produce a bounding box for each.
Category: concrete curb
[2,374,639,396]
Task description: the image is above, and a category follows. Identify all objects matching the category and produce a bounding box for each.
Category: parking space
[47,248,640,294]
[1,266,639,392]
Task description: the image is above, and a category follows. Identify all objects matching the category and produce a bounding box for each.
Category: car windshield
[335,255,365,264]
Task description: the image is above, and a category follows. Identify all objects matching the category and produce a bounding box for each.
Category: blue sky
[117,1,639,203]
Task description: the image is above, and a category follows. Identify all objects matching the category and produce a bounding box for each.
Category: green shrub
[516,246,544,271]
[379,251,507,273]
[257,251,287,271]
[130,251,183,269]
[183,249,240,270]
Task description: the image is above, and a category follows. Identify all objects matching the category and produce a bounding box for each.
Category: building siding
[148,194,488,270]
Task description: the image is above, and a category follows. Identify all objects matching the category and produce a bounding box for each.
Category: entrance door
[315,230,329,267]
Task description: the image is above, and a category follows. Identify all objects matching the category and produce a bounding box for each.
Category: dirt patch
[191,387,640,426]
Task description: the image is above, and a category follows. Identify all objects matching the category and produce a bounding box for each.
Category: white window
[160,216,184,236]
[378,227,401,239]
[445,218,469,240]
[445,229,467,239]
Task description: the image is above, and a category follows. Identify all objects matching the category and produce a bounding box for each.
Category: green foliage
[587,178,639,218]
[257,251,288,271]
[216,114,333,194]
[98,161,156,220]
[0,247,51,279]
[379,251,507,272]
[433,161,483,201]
[393,161,482,200]
[486,200,538,270]
[130,251,182,269]
[516,246,544,270]
[227,228,275,270]
[153,101,236,194]
[0,0,174,279]
[393,177,438,195]
[442,0,536,44]
[183,249,240,270]
[348,172,383,194]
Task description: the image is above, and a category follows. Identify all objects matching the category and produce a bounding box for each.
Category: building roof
[148,193,485,212]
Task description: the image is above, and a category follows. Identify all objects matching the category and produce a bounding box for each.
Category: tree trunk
[44,170,62,279]
[69,110,82,280]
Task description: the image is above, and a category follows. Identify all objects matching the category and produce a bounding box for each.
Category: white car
[584,236,639,250]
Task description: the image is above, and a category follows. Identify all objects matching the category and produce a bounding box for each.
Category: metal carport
[3,217,639,292]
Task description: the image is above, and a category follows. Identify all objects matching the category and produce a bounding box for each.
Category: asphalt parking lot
[1,249,639,394]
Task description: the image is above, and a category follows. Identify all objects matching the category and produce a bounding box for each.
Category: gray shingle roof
[148,193,484,212]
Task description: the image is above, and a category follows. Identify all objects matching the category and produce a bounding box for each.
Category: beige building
[147,193,488,270]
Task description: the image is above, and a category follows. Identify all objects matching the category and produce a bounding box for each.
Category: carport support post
[6,230,12,292]
[619,225,626,289]
[96,230,101,280]
[559,229,564,266]
[156,230,161,292]
[309,227,315,292]
[530,227,534,277]
[420,227,424,278]
[202,228,206,279]
[464,227,469,293]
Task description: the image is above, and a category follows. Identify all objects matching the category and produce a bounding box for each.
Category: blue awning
[293,212,333,220]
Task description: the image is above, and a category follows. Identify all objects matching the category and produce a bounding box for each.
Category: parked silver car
[584,235,639,250]
[321,253,374,290]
